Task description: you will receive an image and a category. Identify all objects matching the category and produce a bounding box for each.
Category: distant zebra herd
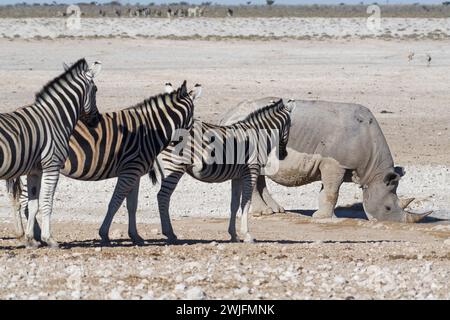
[2,59,295,248]
[58,6,241,19]
[99,6,207,18]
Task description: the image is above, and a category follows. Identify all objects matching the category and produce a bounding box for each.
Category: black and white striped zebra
[2,58,101,248]
[150,91,294,243]
[12,81,201,245]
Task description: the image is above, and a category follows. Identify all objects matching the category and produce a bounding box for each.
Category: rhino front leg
[249,176,282,215]
[259,176,285,213]
[312,159,345,219]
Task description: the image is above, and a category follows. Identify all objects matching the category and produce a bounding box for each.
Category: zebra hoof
[274,206,285,214]
[243,234,255,243]
[43,238,60,249]
[131,236,145,246]
[25,238,40,249]
[166,236,178,245]
[100,238,112,247]
[230,236,240,243]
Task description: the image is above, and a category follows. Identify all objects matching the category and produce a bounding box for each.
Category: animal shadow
[290,203,368,220]
[289,202,445,223]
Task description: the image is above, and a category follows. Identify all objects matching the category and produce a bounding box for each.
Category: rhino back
[290,100,376,171]
[220,98,394,178]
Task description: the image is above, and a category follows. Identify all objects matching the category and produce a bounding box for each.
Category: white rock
[253,279,261,286]
[139,269,153,277]
[175,275,183,283]
[186,274,205,283]
[234,286,250,295]
[175,283,186,292]
[71,290,81,299]
[185,287,206,300]
[334,276,346,285]
[366,265,381,274]
[109,288,124,300]
[141,290,154,300]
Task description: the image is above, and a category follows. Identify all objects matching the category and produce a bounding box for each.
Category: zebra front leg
[11,178,41,241]
[126,178,145,246]
[229,179,241,242]
[25,173,42,248]
[240,168,259,243]
[99,175,137,245]
[157,172,184,243]
[17,180,42,241]
[38,168,61,248]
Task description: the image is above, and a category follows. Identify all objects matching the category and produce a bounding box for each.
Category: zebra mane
[238,99,285,124]
[34,58,89,102]
[125,83,187,111]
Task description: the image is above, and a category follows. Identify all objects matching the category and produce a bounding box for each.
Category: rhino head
[362,166,431,223]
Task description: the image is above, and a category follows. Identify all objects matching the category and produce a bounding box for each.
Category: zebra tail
[149,157,164,185]
[6,178,23,204]
[149,168,158,185]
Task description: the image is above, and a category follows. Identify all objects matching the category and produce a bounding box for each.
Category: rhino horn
[399,197,415,209]
[404,210,432,223]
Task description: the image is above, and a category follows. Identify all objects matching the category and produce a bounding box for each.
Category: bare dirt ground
[0,217,449,299]
[0,37,449,299]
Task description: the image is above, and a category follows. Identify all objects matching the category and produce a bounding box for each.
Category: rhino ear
[384,172,401,186]
[394,166,405,177]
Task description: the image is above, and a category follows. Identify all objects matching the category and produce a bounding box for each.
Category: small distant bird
[165,82,174,93]
[407,52,414,61]
[426,53,432,66]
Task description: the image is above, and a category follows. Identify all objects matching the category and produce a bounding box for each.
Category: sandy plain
[0,23,448,299]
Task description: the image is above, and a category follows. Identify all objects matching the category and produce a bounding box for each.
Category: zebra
[11,81,201,246]
[2,58,101,248]
[150,85,294,243]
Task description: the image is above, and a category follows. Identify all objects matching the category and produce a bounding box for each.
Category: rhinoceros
[220,98,431,223]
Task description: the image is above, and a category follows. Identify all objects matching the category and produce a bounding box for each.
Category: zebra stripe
[13,81,199,245]
[150,98,294,243]
[3,58,100,248]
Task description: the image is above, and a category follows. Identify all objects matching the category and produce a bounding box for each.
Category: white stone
[175,283,186,292]
[334,276,346,285]
[185,287,206,300]
[109,288,123,300]
[234,286,250,295]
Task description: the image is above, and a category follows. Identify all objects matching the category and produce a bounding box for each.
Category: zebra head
[62,59,101,127]
[273,99,294,161]
[82,61,102,121]
[171,81,200,132]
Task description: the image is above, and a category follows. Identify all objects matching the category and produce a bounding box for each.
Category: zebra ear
[178,80,188,97]
[189,84,202,100]
[164,82,174,94]
[285,99,296,113]
[62,62,70,71]
[87,61,102,78]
